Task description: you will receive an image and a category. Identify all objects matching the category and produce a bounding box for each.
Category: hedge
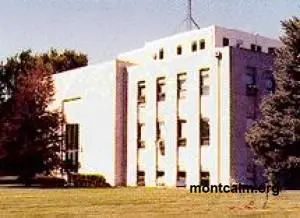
[34,176,66,187]
[68,173,110,187]
[17,175,66,187]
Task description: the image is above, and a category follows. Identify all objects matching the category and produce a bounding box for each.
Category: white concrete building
[53,25,281,187]
[53,60,130,186]
[124,25,281,187]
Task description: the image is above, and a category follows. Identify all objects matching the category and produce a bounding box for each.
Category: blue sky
[0,0,299,64]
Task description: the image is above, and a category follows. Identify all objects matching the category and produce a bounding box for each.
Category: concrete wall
[230,47,275,185]
[144,26,215,62]
[114,60,131,186]
[53,62,120,186]
[212,47,232,185]
[215,26,281,53]
[126,47,232,186]
[119,25,281,65]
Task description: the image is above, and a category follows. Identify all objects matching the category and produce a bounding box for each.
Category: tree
[245,17,300,189]
[0,49,87,183]
[41,48,88,73]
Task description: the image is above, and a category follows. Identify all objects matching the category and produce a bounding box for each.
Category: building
[53,25,281,187]
[52,60,130,186]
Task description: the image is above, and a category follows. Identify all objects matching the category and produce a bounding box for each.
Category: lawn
[0,187,300,217]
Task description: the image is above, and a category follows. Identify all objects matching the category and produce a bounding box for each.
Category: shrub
[17,175,66,187]
[68,173,110,187]
[34,176,66,187]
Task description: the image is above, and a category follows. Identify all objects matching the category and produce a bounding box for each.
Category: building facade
[53,60,130,186]
[53,25,281,187]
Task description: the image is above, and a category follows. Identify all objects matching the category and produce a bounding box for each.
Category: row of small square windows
[137,71,210,105]
[153,37,276,60]
[136,170,210,187]
[137,119,210,151]
[153,39,206,60]
[137,72,274,104]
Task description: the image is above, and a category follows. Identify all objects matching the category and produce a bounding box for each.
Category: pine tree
[245,17,300,188]
[41,48,88,73]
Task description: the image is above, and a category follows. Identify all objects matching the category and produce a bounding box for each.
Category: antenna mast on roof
[179,0,200,31]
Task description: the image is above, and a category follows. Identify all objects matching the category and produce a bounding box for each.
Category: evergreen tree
[245,17,300,188]
[41,48,88,73]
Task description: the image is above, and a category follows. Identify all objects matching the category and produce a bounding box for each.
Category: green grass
[0,187,300,217]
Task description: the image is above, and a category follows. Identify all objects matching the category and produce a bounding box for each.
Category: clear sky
[0,0,299,64]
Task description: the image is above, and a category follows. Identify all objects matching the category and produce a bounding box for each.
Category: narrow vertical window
[257,46,262,52]
[265,73,275,94]
[65,123,80,173]
[137,81,146,105]
[156,121,165,140]
[137,123,145,148]
[200,69,209,95]
[177,171,186,187]
[200,171,210,186]
[159,49,164,60]
[137,171,145,186]
[177,119,187,147]
[245,67,257,96]
[245,68,256,85]
[177,73,187,99]
[66,124,79,149]
[223,37,229,46]
[200,117,210,145]
[191,41,197,52]
[250,44,256,51]
[199,40,205,50]
[177,46,182,55]
[157,77,166,101]
[156,121,165,155]
[156,171,165,186]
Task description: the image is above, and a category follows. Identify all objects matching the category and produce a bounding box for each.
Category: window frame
[177,171,187,187]
[257,45,262,52]
[223,37,230,47]
[159,49,164,60]
[137,81,146,105]
[177,119,187,147]
[156,77,166,101]
[137,123,146,149]
[200,171,210,186]
[156,120,165,140]
[200,68,210,96]
[177,73,187,99]
[65,123,80,173]
[245,67,258,96]
[157,139,165,156]
[137,171,145,186]
[191,41,197,52]
[264,71,275,93]
[199,39,205,50]
[177,45,182,55]
[200,117,210,145]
